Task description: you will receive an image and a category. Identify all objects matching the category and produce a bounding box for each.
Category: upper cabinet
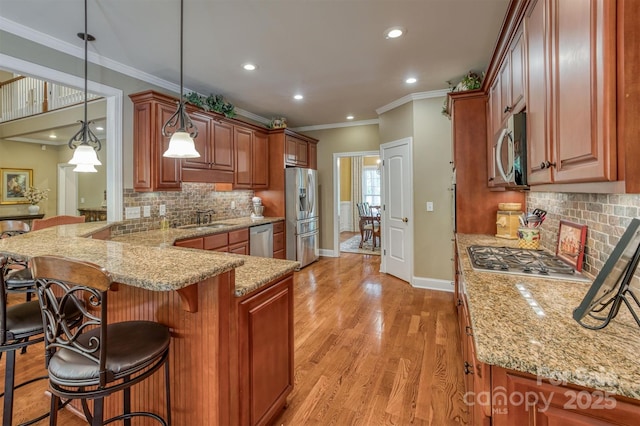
[526,0,616,184]
[481,0,638,191]
[234,127,269,189]
[182,117,235,184]
[285,134,310,167]
[130,91,182,192]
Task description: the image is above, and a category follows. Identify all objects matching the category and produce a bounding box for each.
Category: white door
[57,163,78,215]
[381,138,413,283]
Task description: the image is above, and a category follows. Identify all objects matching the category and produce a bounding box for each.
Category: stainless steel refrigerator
[286,167,319,268]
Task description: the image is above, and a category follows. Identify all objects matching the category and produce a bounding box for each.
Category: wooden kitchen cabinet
[307,141,317,170]
[273,220,285,259]
[285,134,308,167]
[492,367,640,426]
[175,236,204,249]
[525,0,616,184]
[234,127,269,189]
[130,91,182,192]
[182,117,235,184]
[235,274,294,426]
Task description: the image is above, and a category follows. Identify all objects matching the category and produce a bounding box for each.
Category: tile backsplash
[526,192,640,277]
[111,183,254,236]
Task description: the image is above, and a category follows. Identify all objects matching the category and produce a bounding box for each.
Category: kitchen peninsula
[0,221,299,426]
[455,234,640,425]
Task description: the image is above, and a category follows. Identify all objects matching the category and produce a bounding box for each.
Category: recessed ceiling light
[96,126,104,131]
[405,77,417,84]
[346,115,354,120]
[243,63,257,71]
[293,94,304,100]
[49,134,57,139]
[385,26,406,39]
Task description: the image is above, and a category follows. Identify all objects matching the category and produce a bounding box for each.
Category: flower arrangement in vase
[22,186,49,214]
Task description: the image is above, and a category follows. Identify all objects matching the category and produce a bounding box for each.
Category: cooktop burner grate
[467,245,590,282]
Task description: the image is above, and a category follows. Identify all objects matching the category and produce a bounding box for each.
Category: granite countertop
[0,219,299,296]
[456,234,640,400]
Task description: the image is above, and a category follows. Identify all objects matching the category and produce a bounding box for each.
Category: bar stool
[31,255,172,426]
[0,256,77,426]
[0,221,35,303]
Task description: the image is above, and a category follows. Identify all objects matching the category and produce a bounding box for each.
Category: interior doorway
[332,151,381,257]
[57,163,78,215]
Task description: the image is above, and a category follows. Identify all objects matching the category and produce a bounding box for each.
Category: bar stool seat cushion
[6,300,43,338]
[5,267,34,291]
[48,320,170,385]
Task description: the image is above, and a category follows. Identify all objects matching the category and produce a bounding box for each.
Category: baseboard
[411,276,454,292]
[319,249,338,257]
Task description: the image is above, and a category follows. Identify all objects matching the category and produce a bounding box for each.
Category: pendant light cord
[83,0,88,130]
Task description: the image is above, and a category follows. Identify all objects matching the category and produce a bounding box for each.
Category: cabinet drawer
[273,221,284,234]
[229,242,248,255]
[229,228,249,244]
[274,249,285,260]
[204,233,228,250]
[273,232,284,252]
[175,237,204,249]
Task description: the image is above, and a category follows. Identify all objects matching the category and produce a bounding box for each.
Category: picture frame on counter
[1,168,33,205]
[556,220,587,271]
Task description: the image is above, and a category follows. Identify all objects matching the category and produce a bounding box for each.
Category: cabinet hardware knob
[503,106,512,113]
[465,325,473,336]
[457,299,463,306]
[540,160,556,169]
[488,177,494,181]
[464,361,474,375]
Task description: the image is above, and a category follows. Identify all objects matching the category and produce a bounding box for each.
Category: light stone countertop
[456,233,640,401]
[0,219,299,297]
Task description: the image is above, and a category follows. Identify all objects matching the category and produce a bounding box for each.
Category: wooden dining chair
[356,202,381,249]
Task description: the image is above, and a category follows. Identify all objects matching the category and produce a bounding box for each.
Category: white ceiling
[0,0,508,129]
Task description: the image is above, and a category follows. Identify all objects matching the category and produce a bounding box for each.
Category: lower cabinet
[273,220,285,259]
[235,274,294,426]
[177,228,249,253]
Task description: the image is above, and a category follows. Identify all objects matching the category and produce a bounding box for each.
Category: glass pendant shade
[73,163,98,173]
[69,144,102,166]
[163,131,200,158]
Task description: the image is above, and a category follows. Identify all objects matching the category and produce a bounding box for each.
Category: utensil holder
[518,227,540,250]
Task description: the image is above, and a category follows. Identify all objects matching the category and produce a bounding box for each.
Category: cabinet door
[229,242,248,255]
[487,80,501,187]
[308,142,317,170]
[182,112,212,170]
[510,28,525,113]
[174,237,204,249]
[285,135,297,166]
[551,0,616,183]
[237,275,294,426]
[155,102,183,190]
[295,140,308,167]
[252,131,269,188]
[234,127,253,188]
[525,0,553,184]
[211,120,234,171]
[499,57,512,123]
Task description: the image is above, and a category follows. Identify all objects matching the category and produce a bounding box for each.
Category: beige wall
[339,158,351,202]
[411,98,454,281]
[303,125,381,250]
[363,156,379,167]
[379,102,413,143]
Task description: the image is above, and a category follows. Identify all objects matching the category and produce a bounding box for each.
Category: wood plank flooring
[1,253,467,425]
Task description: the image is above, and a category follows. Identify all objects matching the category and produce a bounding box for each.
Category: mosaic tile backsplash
[111,183,254,236]
[526,192,640,278]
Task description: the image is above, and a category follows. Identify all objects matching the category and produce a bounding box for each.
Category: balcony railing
[0,75,100,123]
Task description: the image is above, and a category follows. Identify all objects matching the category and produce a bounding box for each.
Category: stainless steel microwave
[494,112,527,186]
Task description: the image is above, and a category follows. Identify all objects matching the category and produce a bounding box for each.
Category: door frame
[1,54,123,221]
[332,150,380,257]
[379,137,413,281]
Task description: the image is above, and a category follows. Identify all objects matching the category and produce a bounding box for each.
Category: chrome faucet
[195,209,216,225]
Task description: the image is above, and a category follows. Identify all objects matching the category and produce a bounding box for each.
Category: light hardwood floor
[1,254,467,425]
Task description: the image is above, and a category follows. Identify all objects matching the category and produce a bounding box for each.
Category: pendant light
[68,0,102,173]
[161,0,200,158]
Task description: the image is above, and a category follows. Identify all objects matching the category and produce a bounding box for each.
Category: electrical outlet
[143,205,151,217]
[125,206,141,219]
[159,204,166,216]
[80,197,85,204]
[426,201,434,212]
[231,201,236,209]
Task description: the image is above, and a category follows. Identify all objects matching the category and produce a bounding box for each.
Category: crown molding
[375,88,451,115]
[293,119,379,132]
[235,108,270,125]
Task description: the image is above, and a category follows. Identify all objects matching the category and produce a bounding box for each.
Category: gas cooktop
[467,245,590,282]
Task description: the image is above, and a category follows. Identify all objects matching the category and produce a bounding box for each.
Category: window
[362,166,380,206]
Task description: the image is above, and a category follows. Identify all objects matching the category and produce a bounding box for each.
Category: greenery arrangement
[266,117,287,129]
[184,92,236,118]
[441,71,484,117]
[22,186,49,205]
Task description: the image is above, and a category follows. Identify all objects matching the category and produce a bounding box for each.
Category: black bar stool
[31,255,172,426]
[0,256,77,426]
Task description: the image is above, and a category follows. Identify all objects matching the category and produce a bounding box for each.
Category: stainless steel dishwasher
[249,223,273,258]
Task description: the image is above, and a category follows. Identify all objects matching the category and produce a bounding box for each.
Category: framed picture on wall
[556,220,588,271]
[1,168,33,204]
